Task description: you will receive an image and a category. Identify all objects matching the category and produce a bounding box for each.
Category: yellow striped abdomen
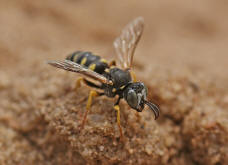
[66,51,109,74]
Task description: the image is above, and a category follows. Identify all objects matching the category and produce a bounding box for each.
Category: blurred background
[0,0,228,164]
[0,0,228,87]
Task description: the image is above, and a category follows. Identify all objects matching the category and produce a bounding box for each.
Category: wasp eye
[127,90,138,108]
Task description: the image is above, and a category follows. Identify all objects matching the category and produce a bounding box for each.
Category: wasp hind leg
[79,90,104,130]
[83,79,102,89]
[113,97,123,138]
[76,77,103,90]
[75,77,84,91]
[76,77,103,103]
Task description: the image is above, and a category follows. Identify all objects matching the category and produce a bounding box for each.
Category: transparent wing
[47,60,113,85]
[113,17,144,70]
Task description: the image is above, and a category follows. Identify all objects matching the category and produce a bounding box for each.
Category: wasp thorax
[123,82,148,112]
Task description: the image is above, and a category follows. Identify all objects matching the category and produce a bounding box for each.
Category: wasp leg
[80,90,104,130]
[114,97,123,138]
[75,77,83,91]
[77,79,102,107]
[83,79,102,89]
[130,71,136,82]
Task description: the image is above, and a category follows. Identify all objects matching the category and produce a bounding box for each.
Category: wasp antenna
[144,100,160,120]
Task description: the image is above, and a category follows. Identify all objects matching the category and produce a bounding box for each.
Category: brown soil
[0,0,228,165]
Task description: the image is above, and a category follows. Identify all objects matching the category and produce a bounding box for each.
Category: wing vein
[47,60,113,85]
[113,17,144,70]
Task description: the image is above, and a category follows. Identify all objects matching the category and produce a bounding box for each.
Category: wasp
[47,17,160,137]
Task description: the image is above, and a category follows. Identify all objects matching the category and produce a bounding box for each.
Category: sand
[0,0,228,164]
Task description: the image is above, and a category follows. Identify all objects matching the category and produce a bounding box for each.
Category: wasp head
[123,82,160,120]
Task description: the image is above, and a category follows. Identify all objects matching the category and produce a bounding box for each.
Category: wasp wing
[113,17,144,70]
[47,60,113,85]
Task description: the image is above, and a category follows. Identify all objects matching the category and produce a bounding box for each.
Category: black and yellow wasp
[47,17,160,137]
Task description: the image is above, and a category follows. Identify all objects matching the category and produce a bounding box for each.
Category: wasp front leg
[113,97,123,138]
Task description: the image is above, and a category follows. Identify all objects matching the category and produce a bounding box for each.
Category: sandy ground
[0,0,228,164]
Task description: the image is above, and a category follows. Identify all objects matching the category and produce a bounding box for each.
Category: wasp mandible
[47,17,160,137]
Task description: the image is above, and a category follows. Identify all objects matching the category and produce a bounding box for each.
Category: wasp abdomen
[66,51,109,74]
